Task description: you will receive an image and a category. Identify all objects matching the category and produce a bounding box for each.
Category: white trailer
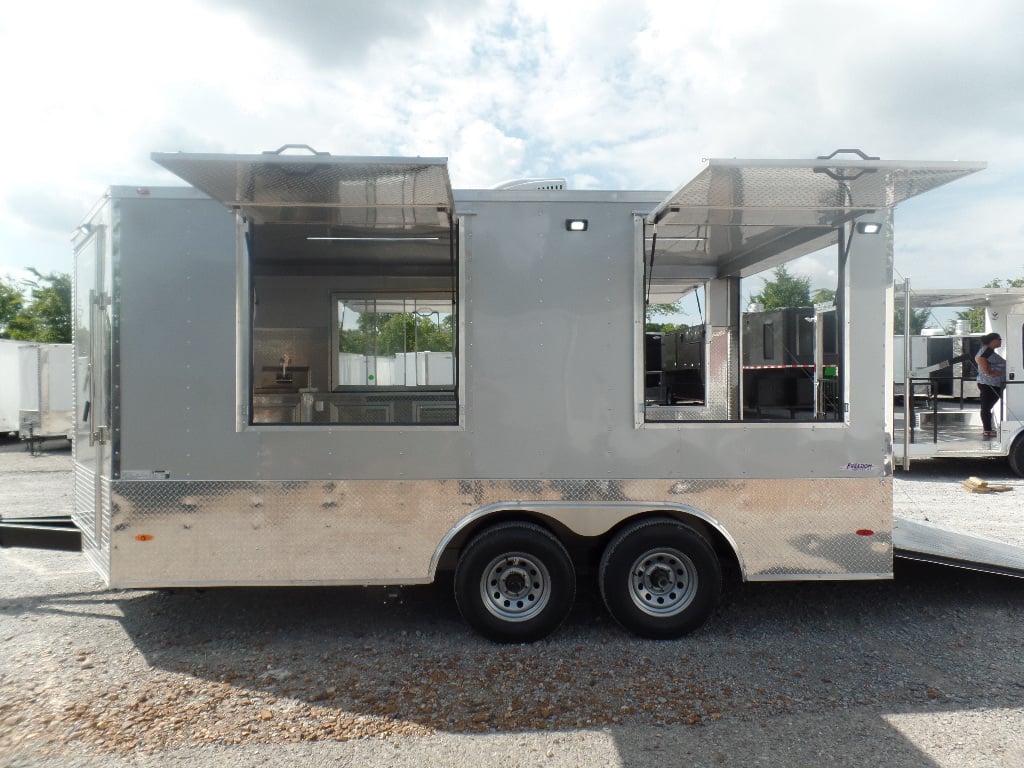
[894,286,1024,475]
[0,339,20,434]
[31,147,1021,642]
[0,338,73,440]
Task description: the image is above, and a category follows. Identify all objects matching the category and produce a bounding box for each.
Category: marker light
[565,219,588,232]
[856,222,881,234]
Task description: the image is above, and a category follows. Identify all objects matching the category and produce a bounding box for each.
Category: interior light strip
[307,236,442,242]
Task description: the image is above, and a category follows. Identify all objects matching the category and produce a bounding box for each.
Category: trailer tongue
[0,516,80,551]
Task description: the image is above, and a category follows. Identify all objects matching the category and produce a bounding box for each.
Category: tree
[1,270,72,342]
[748,265,811,309]
[645,299,686,332]
[340,311,453,355]
[810,288,835,305]
[0,277,25,338]
[894,306,931,335]
[954,278,1024,333]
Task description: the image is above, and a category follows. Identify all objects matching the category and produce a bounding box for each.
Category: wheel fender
[430,501,745,580]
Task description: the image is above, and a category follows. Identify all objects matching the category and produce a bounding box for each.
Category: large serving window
[153,148,458,427]
[639,154,985,425]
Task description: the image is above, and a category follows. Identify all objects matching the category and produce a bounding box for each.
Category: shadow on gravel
[25,562,1023,757]
[894,456,1018,482]
[5,561,1020,764]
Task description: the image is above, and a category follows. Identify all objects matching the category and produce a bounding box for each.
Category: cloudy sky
[1,0,1022,300]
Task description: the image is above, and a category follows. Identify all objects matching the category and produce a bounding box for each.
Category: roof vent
[491,178,567,191]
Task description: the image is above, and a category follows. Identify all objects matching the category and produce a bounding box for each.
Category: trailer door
[72,225,112,546]
[1006,313,1023,421]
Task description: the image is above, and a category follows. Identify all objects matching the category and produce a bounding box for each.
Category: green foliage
[894,306,931,335]
[645,321,683,333]
[748,265,811,309]
[810,288,835,305]
[0,277,25,337]
[0,270,71,342]
[341,312,453,355]
[646,299,689,332]
[647,302,683,317]
[955,306,985,333]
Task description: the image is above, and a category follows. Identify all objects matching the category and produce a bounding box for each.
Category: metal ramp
[893,516,1024,578]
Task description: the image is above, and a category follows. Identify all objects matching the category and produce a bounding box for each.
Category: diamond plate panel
[645,328,735,422]
[107,476,891,587]
[152,152,453,229]
[651,160,985,226]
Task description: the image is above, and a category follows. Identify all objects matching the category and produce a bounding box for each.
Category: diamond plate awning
[896,287,1024,308]
[152,149,454,232]
[646,157,986,281]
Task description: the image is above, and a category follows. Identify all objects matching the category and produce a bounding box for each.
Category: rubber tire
[599,519,722,639]
[454,521,576,643]
[1009,436,1024,478]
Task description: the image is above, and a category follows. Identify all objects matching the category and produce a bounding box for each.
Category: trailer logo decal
[842,463,874,471]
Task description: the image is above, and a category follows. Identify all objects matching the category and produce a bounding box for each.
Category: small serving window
[334,297,454,388]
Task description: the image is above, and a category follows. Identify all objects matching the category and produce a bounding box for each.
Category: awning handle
[263,144,330,156]
[817,148,880,161]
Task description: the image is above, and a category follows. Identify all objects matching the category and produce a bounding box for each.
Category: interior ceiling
[249,222,452,277]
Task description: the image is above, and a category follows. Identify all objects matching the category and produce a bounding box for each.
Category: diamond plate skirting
[103,476,892,587]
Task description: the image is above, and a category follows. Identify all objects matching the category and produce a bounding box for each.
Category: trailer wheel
[454,521,576,643]
[599,519,721,639]
[1009,436,1024,477]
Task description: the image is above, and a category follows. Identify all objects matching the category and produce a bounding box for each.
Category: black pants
[979,384,1003,431]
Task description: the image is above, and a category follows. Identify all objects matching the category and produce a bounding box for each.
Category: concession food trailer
[31,147,1022,641]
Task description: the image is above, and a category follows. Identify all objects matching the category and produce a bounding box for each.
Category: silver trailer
[0,339,73,440]
[66,148,1001,642]
[894,286,1024,474]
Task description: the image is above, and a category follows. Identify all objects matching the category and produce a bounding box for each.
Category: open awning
[152,147,454,233]
[896,287,1024,308]
[645,156,986,294]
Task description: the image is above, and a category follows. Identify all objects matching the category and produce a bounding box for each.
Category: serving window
[246,223,459,427]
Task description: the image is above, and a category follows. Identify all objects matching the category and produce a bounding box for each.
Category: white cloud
[0,0,1020,290]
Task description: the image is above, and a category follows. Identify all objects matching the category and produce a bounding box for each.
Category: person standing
[975,332,1006,437]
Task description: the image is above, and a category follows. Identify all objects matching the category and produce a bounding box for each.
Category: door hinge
[91,426,110,446]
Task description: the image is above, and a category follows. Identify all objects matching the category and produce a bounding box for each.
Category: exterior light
[856,222,881,234]
[565,219,588,232]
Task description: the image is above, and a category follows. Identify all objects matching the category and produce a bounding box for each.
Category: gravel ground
[1,440,1023,767]
[893,457,1024,548]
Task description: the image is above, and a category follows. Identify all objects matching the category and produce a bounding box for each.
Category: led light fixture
[565,219,588,232]
[856,222,881,234]
[307,236,441,241]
